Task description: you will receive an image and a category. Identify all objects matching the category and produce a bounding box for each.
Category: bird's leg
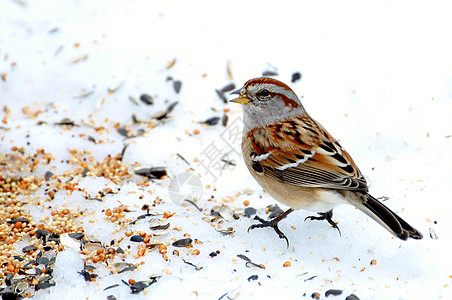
[305,210,341,236]
[248,208,294,247]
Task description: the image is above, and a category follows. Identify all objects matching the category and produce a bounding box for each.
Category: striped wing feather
[245,116,368,192]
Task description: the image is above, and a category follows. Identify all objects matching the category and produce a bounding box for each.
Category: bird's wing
[244,115,368,192]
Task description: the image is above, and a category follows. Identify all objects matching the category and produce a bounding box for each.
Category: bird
[230,77,422,246]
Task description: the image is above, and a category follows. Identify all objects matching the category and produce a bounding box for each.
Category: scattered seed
[222,114,228,126]
[35,281,55,290]
[215,89,228,103]
[176,153,190,166]
[36,229,51,240]
[311,292,321,299]
[370,259,377,265]
[68,232,84,240]
[117,128,129,137]
[303,275,318,282]
[221,83,236,92]
[262,70,278,76]
[149,220,171,231]
[104,284,120,291]
[325,289,343,297]
[130,235,144,242]
[215,220,235,235]
[78,269,98,281]
[345,294,360,300]
[166,58,176,69]
[283,261,291,267]
[429,227,438,240]
[118,266,137,274]
[84,265,96,271]
[140,94,154,105]
[37,257,50,266]
[22,245,37,253]
[124,275,160,293]
[107,295,117,300]
[134,167,167,179]
[182,259,203,271]
[173,80,182,93]
[172,238,193,247]
[291,72,302,83]
[226,60,233,80]
[107,81,125,95]
[152,101,178,120]
[244,207,257,218]
[70,54,88,64]
[268,204,284,219]
[183,199,202,212]
[201,116,220,126]
[44,171,54,181]
[247,275,258,282]
[237,254,251,262]
[54,118,78,126]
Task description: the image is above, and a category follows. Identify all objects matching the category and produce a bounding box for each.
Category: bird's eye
[256,89,271,100]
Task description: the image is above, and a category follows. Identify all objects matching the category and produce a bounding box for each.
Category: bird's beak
[229,88,250,104]
[230,88,241,95]
[229,96,250,104]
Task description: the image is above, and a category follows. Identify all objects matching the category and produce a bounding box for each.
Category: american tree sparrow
[230,77,422,245]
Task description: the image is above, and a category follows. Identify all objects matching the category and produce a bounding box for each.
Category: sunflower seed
[117,128,129,137]
[78,269,98,281]
[130,235,144,242]
[222,114,228,126]
[221,83,236,92]
[118,266,137,274]
[54,118,77,126]
[104,284,120,291]
[152,101,178,120]
[247,275,258,282]
[182,259,203,271]
[68,233,84,240]
[215,89,227,103]
[244,207,257,218]
[201,117,220,126]
[262,70,278,76]
[35,281,55,290]
[325,289,343,297]
[22,245,37,253]
[134,167,167,179]
[140,94,154,105]
[215,220,234,235]
[291,72,302,83]
[36,229,51,239]
[44,171,53,181]
[172,238,192,247]
[173,80,182,93]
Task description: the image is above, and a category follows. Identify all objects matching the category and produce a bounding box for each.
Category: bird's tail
[354,194,423,240]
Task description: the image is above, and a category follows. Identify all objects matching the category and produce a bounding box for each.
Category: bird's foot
[305,210,341,236]
[248,208,294,247]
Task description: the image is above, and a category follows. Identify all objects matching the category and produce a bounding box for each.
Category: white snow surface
[1,1,452,299]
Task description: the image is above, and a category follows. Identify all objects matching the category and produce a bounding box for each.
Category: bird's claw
[305,210,342,236]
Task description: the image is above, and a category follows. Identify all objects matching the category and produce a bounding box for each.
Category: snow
[1,0,452,299]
